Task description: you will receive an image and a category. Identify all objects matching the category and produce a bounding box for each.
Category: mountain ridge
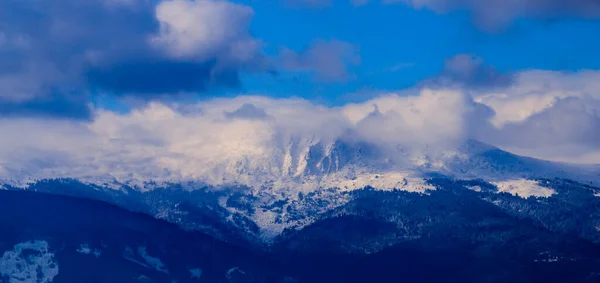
[1,139,599,245]
[1,139,597,193]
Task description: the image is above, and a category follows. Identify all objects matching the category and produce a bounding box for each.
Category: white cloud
[474,70,600,127]
[469,70,600,163]
[151,0,260,63]
[0,70,599,190]
[0,91,476,187]
[344,89,481,147]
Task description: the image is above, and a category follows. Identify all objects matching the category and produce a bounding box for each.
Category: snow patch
[189,268,202,280]
[250,209,287,240]
[76,244,102,258]
[466,186,482,192]
[327,172,434,193]
[138,247,168,274]
[0,240,59,283]
[534,251,574,263]
[493,179,556,198]
[123,246,168,273]
[226,267,245,280]
[224,187,354,241]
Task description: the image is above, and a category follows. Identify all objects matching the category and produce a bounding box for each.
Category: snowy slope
[1,137,598,241]
[2,138,595,194]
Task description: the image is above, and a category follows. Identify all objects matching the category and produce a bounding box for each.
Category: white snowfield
[0,241,59,283]
[493,179,556,198]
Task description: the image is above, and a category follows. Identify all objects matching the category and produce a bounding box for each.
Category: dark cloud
[391,0,600,30]
[0,0,263,118]
[425,54,514,89]
[290,0,600,30]
[0,93,92,120]
[87,59,241,96]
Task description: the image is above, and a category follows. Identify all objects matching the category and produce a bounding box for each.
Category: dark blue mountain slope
[270,183,600,283]
[4,177,600,283]
[0,190,288,283]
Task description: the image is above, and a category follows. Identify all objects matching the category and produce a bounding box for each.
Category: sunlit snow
[493,179,556,198]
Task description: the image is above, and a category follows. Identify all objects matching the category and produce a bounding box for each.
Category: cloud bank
[471,70,600,163]
[0,69,599,188]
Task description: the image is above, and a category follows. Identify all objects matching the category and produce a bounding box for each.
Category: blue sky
[228,1,600,104]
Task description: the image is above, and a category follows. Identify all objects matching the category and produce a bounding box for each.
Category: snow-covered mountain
[2,137,597,192]
[2,138,599,243]
[3,137,600,283]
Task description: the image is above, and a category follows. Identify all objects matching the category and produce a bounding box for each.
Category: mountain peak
[0,137,597,195]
